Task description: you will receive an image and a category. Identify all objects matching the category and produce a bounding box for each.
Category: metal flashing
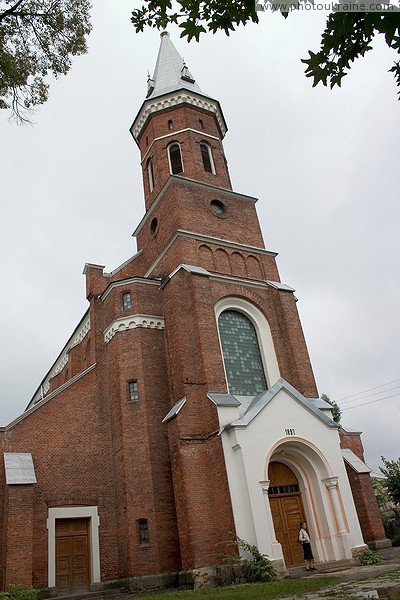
[208,393,241,407]
[342,448,371,474]
[4,453,37,484]
[162,397,187,423]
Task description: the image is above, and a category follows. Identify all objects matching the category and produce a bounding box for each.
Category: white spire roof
[147,31,205,99]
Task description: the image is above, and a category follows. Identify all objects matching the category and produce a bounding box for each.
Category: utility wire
[341,392,400,411]
[339,384,400,406]
[336,377,400,402]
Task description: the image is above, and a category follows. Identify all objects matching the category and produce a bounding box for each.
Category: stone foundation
[367,539,392,550]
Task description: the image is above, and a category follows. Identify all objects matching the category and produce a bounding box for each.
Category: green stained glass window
[218,310,267,396]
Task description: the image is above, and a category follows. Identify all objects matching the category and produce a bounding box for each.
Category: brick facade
[0,34,388,593]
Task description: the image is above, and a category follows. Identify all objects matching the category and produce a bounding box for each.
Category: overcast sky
[1,3,399,472]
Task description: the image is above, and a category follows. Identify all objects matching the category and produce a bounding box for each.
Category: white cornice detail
[131,92,227,143]
[51,315,91,379]
[104,314,165,343]
[71,315,91,348]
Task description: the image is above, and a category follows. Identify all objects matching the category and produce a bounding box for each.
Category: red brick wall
[340,431,387,544]
[138,105,231,206]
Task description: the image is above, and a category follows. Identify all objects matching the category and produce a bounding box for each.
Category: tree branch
[0,0,26,23]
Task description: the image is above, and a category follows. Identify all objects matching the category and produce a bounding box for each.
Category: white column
[323,477,347,534]
[259,480,283,560]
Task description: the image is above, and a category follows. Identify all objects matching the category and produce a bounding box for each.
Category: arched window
[218,309,267,396]
[168,143,183,174]
[147,158,154,191]
[200,142,215,174]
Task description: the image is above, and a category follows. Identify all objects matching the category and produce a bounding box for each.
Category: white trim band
[104,314,165,343]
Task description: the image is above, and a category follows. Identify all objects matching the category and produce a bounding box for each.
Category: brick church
[0,33,389,593]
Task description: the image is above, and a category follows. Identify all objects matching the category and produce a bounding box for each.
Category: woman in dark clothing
[299,522,317,571]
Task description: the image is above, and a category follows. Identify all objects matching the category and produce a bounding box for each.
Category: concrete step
[287,559,353,577]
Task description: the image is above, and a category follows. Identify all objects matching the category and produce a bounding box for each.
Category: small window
[199,119,204,130]
[168,143,183,174]
[122,292,131,310]
[128,381,138,401]
[150,217,158,236]
[147,158,154,192]
[137,519,149,545]
[200,143,215,174]
[168,119,173,130]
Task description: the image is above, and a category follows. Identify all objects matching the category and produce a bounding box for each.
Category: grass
[124,576,340,600]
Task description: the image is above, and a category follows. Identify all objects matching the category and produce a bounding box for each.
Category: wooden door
[269,495,305,565]
[55,519,90,591]
[268,462,306,566]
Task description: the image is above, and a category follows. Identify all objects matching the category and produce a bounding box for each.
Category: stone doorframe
[47,506,100,588]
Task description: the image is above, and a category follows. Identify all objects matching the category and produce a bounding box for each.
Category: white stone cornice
[131,91,227,142]
[71,315,91,347]
[51,315,91,377]
[104,314,165,343]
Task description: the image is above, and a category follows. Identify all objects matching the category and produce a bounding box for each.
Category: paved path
[287,546,400,599]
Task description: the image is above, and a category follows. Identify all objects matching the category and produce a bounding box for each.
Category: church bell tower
[123,31,323,573]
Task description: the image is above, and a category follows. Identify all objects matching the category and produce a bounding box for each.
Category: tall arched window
[147,158,154,191]
[218,309,267,396]
[168,143,183,174]
[200,142,215,174]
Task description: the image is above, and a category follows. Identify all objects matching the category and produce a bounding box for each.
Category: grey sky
[1,3,399,472]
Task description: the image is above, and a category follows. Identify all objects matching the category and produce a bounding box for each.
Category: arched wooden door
[268,462,306,566]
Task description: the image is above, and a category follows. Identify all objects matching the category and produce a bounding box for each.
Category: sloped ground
[284,546,400,599]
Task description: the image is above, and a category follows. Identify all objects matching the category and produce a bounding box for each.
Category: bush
[0,584,38,600]
[236,538,277,582]
[359,549,380,565]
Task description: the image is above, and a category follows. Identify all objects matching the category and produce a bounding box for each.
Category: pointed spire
[146,31,204,99]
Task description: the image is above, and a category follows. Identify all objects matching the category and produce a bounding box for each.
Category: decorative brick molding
[131,92,227,142]
[104,314,165,343]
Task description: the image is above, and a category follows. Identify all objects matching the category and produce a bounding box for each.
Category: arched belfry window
[218,309,267,396]
[200,142,215,174]
[168,143,183,174]
[147,157,154,191]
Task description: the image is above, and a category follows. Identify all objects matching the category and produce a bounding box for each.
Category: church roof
[146,31,205,100]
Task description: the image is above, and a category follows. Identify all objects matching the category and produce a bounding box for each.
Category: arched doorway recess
[268,462,306,566]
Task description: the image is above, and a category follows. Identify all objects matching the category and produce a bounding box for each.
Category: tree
[320,393,341,423]
[380,456,400,506]
[0,0,92,122]
[131,3,400,97]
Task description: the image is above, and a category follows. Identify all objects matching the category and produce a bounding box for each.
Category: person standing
[299,522,317,571]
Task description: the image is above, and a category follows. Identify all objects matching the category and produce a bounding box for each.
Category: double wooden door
[55,519,90,591]
[268,462,306,566]
[269,494,305,565]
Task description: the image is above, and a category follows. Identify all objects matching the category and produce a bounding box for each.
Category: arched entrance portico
[266,440,336,568]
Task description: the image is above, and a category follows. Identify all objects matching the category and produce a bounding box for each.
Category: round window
[210,199,226,217]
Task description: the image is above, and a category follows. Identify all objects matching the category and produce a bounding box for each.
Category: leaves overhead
[131,2,400,97]
[0,0,92,122]
[131,0,259,42]
[302,13,400,94]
